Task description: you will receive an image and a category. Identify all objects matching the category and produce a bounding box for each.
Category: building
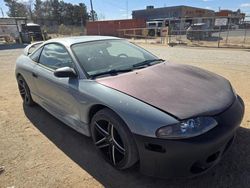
[0,17,27,40]
[215,9,245,25]
[86,19,146,37]
[132,5,215,32]
[132,5,215,20]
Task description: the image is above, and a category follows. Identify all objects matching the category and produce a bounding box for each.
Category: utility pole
[126,0,128,19]
[90,0,95,21]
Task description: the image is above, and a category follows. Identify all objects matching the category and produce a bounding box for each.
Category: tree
[79,3,89,25]
[34,0,43,19]
[51,0,60,24]
[4,0,28,17]
[64,3,74,25]
[25,0,34,19]
[43,0,52,19]
[89,10,98,21]
[70,3,89,26]
[4,0,90,26]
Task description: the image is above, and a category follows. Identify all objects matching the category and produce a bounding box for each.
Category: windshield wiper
[90,68,133,78]
[133,59,164,68]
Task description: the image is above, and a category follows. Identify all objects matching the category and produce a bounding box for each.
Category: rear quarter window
[30,47,43,62]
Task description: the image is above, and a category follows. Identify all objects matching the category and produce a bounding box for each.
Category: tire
[90,108,139,170]
[148,29,155,37]
[17,75,35,106]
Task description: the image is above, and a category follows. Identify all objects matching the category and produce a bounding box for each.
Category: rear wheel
[17,75,35,106]
[90,108,138,169]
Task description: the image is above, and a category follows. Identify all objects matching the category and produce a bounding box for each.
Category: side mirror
[54,67,77,78]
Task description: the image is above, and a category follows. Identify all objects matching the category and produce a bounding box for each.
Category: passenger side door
[33,43,81,127]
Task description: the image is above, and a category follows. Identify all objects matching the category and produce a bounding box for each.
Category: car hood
[97,62,235,119]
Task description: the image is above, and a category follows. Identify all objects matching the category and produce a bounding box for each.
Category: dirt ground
[0,44,250,188]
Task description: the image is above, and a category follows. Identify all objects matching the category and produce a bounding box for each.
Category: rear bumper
[134,96,244,178]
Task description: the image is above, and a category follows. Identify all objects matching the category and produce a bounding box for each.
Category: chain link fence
[1,16,249,49]
[118,16,250,49]
[168,16,250,48]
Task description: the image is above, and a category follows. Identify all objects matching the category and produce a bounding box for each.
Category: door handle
[32,72,38,78]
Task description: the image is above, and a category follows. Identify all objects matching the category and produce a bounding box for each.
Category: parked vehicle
[230,24,239,30]
[146,19,189,37]
[146,20,163,36]
[20,23,44,43]
[15,36,244,178]
[187,23,212,40]
[239,21,250,29]
[0,18,45,43]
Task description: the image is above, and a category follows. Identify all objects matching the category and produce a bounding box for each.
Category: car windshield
[71,39,160,77]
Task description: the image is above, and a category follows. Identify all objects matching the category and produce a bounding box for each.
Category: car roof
[192,23,206,26]
[27,23,40,27]
[44,36,121,47]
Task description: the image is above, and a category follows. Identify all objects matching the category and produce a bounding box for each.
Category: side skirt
[31,93,91,137]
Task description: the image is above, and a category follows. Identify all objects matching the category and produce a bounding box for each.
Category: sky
[0,0,250,19]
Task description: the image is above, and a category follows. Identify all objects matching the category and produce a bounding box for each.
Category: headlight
[156,117,217,139]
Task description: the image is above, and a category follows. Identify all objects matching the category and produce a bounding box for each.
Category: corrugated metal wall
[86,19,146,37]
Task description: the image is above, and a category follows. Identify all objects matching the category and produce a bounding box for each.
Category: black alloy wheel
[91,108,138,169]
[17,75,35,106]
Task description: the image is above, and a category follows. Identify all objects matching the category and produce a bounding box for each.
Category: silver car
[15,36,244,178]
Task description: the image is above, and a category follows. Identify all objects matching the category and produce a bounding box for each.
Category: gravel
[0,45,249,188]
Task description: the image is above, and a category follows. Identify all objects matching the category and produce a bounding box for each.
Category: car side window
[30,47,43,62]
[28,43,42,55]
[39,43,73,70]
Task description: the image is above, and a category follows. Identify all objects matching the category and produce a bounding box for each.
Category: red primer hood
[97,62,235,119]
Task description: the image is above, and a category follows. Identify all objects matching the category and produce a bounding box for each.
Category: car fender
[78,80,179,138]
[15,55,38,97]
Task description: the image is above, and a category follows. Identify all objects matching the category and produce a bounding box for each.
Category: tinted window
[30,47,43,62]
[39,44,73,70]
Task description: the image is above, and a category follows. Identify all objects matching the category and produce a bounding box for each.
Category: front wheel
[17,75,35,106]
[90,108,139,170]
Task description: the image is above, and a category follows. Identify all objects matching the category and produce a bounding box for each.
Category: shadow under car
[23,104,250,188]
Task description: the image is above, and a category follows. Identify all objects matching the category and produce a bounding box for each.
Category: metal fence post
[225,17,231,45]
[15,18,22,44]
[169,22,172,45]
[98,23,100,35]
[218,26,221,48]
[243,25,247,47]
[179,18,181,44]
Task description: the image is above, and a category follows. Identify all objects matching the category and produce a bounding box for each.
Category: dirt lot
[0,45,250,188]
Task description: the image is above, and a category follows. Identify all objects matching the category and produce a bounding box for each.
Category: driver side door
[33,43,81,127]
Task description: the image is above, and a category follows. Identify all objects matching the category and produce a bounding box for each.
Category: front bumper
[134,96,244,178]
